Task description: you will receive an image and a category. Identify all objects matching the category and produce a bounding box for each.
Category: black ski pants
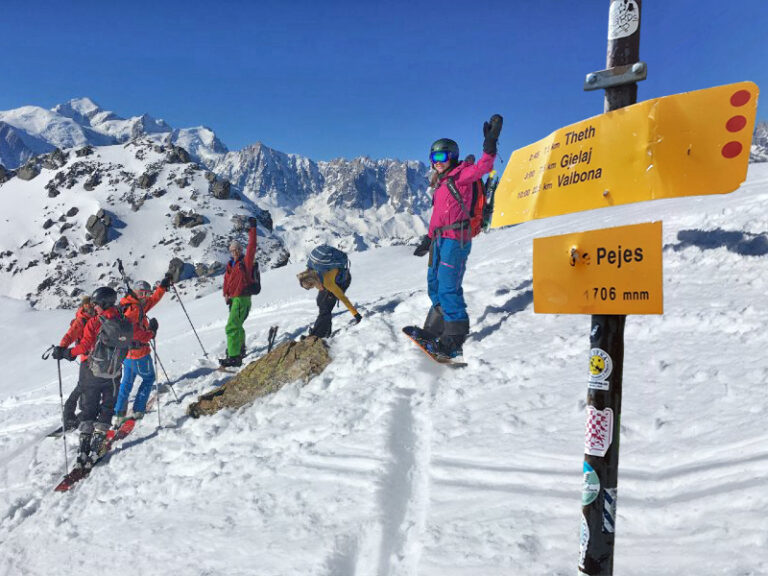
[310,272,351,338]
[63,362,87,420]
[78,363,118,428]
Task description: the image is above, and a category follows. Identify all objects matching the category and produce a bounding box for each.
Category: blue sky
[1,0,766,162]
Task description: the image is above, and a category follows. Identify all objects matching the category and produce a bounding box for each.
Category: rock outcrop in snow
[187,336,331,417]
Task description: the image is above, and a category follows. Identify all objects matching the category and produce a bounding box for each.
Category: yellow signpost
[533,222,663,315]
[492,81,758,227]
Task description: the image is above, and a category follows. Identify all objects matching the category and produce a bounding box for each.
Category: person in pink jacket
[420,114,503,360]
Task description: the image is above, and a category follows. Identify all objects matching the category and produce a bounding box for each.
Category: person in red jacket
[57,295,96,430]
[113,275,171,425]
[220,218,259,367]
[52,286,155,469]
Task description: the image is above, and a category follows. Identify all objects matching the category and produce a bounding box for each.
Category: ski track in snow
[1,165,768,574]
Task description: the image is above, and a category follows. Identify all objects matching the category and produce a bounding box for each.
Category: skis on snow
[53,419,136,492]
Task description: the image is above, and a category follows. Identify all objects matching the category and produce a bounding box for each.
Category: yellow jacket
[321,269,358,317]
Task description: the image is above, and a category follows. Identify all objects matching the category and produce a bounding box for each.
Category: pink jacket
[428,152,495,241]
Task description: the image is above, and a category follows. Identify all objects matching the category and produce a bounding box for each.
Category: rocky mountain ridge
[0,98,431,309]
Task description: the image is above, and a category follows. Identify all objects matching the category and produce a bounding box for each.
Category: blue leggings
[115,355,155,414]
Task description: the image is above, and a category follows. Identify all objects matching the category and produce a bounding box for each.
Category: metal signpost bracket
[584,62,647,91]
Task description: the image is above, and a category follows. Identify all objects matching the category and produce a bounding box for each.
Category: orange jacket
[223,227,258,299]
[119,285,166,359]
[59,305,96,361]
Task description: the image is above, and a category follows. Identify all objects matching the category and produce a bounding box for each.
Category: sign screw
[603,190,610,197]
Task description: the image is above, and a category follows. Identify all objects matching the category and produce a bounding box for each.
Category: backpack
[445,177,486,238]
[307,245,349,277]
[239,259,261,296]
[87,312,134,379]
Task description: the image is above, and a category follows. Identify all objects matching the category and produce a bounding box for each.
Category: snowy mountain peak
[52,97,104,124]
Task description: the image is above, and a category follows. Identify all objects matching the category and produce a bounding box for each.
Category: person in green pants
[220,218,259,368]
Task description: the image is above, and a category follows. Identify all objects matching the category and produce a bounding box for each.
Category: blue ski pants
[115,355,155,415]
[427,237,471,324]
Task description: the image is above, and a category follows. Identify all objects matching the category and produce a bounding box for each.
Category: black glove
[351,313,362,325]
[226,298,232,308]
[248,216,259,228]
[148,318,159,334]
[413,235,431,257]
[160,274,173,290]
[52,346,74,361]
[483,114,504,155]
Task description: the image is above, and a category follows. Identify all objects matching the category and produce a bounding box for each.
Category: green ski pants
[226,295,252,357]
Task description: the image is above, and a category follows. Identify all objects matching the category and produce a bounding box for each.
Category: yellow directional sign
[533,222,663,315]
[492,81,759,227]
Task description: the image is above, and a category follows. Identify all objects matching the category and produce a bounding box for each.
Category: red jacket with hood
[120,285,166,360]
[59,305,96,361]
[223,227,258,299]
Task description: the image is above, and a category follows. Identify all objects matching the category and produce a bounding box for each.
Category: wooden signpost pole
[580,2,642,574]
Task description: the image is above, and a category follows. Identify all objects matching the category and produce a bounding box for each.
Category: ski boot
[218,355,242,368]
[112,410,129,428]
[74,430,94,470]
[91,422,110,460]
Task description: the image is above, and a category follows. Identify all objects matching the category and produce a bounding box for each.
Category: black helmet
[429,138,459,163]
[91,286,117,309]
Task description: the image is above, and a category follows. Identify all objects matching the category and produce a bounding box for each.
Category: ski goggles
[429,150,453,164]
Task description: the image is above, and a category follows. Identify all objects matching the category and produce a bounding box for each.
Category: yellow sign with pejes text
[533,222,663,315]
[492,81,758,227]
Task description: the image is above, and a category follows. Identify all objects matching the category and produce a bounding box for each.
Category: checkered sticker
[584,406,614,457]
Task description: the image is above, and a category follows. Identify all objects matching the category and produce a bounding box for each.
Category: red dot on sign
[721,141,742,159]
[726,115,747,132]
[730,90,751,107]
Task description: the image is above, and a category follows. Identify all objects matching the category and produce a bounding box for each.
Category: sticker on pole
[582,462,601,505]
[492,81,759,227]
[585,406,614,457]
[608,0,639,39]
[589,348,613,389]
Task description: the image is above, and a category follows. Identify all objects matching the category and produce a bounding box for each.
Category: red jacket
[120,285,166,359]
[69,307,155,362]
[429,152,495,241]
[223,227,258,299]
[59,305,96,361]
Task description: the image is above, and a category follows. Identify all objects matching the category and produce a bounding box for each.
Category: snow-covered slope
[1,164,766,575]
[0,137,289,309]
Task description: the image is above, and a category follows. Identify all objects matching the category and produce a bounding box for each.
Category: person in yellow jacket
[298,245,361,338]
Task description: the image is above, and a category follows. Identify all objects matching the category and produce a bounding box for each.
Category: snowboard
[402,326,467,367]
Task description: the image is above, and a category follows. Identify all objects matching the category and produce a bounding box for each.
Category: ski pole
[171,284,208,357]
[56,358,69,474]
[150,338,178,403]
[153,344,161,429]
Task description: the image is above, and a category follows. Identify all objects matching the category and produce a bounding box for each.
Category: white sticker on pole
[608,0,639,39]
[585,406,614,457]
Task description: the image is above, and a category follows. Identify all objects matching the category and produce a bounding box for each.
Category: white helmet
[134,280,152,296]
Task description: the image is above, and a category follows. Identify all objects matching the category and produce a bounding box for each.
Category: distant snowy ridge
[751,119,768,163]
[0,98,431,309]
